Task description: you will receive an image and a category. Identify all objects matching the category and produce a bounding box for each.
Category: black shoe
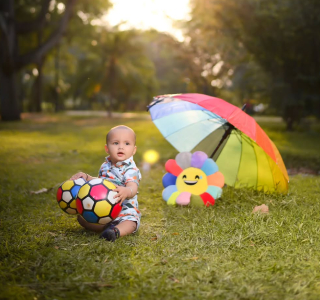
[100,227,120,242]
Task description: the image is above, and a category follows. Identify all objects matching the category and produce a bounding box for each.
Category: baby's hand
[113,186,131,205]
[70,172,87,181]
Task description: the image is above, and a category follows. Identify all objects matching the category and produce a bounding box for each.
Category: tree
[140,30,214,98]
[0,0,77,120]
[187,0,320,130]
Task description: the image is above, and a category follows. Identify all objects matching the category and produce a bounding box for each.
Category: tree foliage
[0,0,112,120]
[187,0,320,129]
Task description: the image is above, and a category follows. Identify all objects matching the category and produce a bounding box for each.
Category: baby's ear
[104,145,109,153]
[133,145,137,155]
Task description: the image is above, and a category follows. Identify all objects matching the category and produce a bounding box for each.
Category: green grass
[1,113,320,300]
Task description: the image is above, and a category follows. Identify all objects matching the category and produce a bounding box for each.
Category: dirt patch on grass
[287,167,319,176]
[21,113,59,123]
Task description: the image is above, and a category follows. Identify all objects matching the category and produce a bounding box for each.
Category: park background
[1,0,320,299]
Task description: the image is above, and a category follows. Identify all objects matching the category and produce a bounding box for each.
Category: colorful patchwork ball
[56,178,86,214]
[76,178,122,225]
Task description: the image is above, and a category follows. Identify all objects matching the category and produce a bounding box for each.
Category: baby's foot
[100,227,120,242]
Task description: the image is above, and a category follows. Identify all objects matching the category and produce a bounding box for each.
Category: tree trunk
[33,28,44,112]
[0,0,21,121]
[54,43,61,112]
[0,69,21,120]
[0,0,77,120]
[30,58,44,112]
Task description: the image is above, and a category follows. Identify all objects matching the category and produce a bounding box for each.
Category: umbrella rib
[210,123,235,158]
[210,103,247,158]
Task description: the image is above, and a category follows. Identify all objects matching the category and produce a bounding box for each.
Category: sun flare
[104,0,191,41]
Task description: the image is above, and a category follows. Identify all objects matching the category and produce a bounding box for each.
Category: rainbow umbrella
[148,93,289,194]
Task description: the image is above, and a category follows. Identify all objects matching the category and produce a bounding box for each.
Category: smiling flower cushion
[162,151,224,206]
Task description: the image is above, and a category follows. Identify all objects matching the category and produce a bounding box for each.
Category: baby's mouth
[184,180,198,185]
[117,152,124,156]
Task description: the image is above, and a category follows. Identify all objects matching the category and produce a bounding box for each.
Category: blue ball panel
[162,173,177,188]
[83,211,98,223]
[71,185,81,198]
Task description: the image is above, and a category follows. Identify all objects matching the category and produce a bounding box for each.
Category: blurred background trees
[1,0,320,130]
[187,0,320,130]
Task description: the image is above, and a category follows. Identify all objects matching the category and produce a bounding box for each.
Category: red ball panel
[90,185,108,201]
[110,203,122,219]
[56,187,63,201]
[76,198,84,214]
[200,192,215,207]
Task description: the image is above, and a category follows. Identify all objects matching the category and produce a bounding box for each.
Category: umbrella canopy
[148,93,289,194]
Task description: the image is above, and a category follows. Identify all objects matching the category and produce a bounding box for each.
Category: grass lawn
[1,113,320,300]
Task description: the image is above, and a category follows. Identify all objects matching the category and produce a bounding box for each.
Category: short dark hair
[106,125,136,144]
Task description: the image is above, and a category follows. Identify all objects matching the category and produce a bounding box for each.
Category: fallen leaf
[48,232,57,237]
[252,204,269,214]
[172,232,179,235]
[169,277,179,283]
[183,257,199,261]
[54,246,59,250]
[30,188,48,194]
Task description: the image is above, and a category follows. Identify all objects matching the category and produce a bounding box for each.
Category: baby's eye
[114,142,118,145]
[195,175,199,180]
[126,142,130,145]
[182,175,187,179]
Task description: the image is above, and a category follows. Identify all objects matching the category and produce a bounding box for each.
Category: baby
[70,125,141,242]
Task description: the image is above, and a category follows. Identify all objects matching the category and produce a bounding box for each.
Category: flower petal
[207,172,224,188]
[162,173,177,188]
[190,194,204,207]
[168,191,180,205]
[200,192,215,206]
[165,159,183,176]
[176,192,191,205]
[175,152,192,169]
[206,186,223,199]
[201,158,219,175]
[162,185,177,201]
[191,151,208,168]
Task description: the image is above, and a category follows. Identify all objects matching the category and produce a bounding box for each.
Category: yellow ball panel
[59,201,67,209]
[95,201,111,217]
[103,180,116,190]
[70,200,77,209]
[62,180,74,190]
[78,184,90,199]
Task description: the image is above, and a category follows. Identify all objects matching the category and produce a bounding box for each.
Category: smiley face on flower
[162,151,224,206]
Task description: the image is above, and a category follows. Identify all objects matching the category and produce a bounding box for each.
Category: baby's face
[105,128,136,164]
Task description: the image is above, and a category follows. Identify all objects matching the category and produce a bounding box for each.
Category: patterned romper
[98,156,141,232]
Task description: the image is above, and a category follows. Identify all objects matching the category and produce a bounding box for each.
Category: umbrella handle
[210,123,235,159]
[210,104,246,158]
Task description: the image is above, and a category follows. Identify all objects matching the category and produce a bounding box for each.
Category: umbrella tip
[241,104,247,111]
